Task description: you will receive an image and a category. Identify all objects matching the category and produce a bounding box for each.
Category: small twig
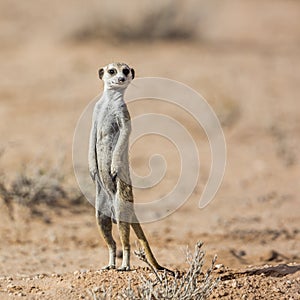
[134,247,162,283]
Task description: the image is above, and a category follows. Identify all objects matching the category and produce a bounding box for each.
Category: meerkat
[89,62,173,273]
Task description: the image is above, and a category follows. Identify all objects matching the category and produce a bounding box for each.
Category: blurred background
[0,0,299,172]
[0,0,299,286]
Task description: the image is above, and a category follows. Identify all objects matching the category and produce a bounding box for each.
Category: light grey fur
[89,86,131,219]
[89,62,133,270]
[89,62,173,274]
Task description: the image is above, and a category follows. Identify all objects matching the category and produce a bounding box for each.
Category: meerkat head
[98,62,135,90]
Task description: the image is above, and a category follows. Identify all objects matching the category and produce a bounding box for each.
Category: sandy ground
[0,0,299,299]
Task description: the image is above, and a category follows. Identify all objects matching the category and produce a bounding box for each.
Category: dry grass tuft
[0,163,84,220]
[88,241,219,299]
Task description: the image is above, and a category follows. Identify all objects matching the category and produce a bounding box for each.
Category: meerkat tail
[130,222,162,269]
[131,221,174,275]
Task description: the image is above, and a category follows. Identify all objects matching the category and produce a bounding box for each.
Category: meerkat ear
[98,68,104,79]
[131,68,135,79]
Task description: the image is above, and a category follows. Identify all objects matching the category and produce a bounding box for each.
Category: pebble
[17,292,26,297]
[218,291,229,297]
[48,233,58,243]
[37,291,45,295]
[215,264,223,269]
[232,280,237,288]
[6,283,16,289]
[93,287,100,293]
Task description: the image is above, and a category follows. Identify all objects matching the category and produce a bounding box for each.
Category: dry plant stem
[134,248,162,283]
[0,180,14,220]
[89,241,218,299]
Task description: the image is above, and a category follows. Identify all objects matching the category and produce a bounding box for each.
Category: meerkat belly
[97,122,119,160]
[96,122,120,187]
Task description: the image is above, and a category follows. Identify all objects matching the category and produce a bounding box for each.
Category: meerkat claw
[102,265,116,270]
[111,172,117,182]
[117,266,130,272]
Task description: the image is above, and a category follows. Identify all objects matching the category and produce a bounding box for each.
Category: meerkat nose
[118,77,126,83]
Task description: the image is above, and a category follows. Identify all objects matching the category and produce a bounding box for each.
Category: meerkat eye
[123,68,130,76]
[108,68,117,75]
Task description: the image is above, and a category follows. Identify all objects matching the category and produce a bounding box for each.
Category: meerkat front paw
[89,168,98,181]
[111,159,121,180]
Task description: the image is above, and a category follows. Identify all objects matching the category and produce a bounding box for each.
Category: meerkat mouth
[112,81,128,87]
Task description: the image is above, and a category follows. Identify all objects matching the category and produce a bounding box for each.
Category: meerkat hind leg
[115,179,133,271]
[117,221,131,271]
[96,210,116,270]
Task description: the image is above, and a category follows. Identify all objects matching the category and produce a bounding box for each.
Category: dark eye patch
[108,68,117,75]
[122,68,130,76]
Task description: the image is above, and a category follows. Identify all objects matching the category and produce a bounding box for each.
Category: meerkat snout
[118,77,125,83]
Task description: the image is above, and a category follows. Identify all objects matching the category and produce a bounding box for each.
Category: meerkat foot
[117,265,130,272]
[102,264,116,270]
